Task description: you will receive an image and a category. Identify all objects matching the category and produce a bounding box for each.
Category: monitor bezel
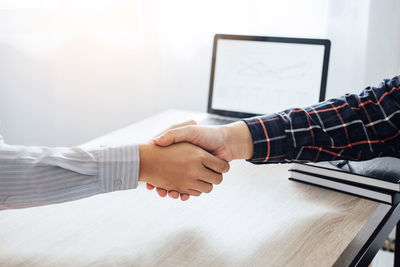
[207,34,331,118]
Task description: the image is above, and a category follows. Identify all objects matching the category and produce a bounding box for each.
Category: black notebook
[289,170,400,205]
[291,157,400,192]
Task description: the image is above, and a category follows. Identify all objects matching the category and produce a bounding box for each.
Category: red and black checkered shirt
[243,75,400,164]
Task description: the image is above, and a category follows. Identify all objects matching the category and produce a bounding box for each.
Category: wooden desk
[0,110,398,266]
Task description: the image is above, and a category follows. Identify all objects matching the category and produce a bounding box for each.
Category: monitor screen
[211,38,327,116]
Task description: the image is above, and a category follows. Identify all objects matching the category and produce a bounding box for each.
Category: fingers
[180,194,190,201]
[152,180,214,200]
[153,126,198,147]
[146,183,155,190]
[194,180,213,193]
[168,191,180,199]
[154,188,190,201]
[156,187,168,197]
[200,170,223,186]
[186,189,202,197]
[201,152,230,174]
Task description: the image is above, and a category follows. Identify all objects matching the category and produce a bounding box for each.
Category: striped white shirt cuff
[95,145,140,193]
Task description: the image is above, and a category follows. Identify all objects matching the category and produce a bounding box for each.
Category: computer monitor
[208,34,331,118]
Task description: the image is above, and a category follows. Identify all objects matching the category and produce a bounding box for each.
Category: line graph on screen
[236,60,307,80]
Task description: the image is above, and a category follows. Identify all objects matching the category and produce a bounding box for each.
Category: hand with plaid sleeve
[152,75,400,199]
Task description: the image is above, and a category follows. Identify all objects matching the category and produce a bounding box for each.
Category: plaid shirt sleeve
[243,75,400,164]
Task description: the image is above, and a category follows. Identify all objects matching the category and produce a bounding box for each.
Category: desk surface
[0,110,389,266]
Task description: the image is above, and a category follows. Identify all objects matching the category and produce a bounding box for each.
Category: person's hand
[139,142,229,197]
[150,120,254,200]
[153,121,254,161]
[146,120,197,201]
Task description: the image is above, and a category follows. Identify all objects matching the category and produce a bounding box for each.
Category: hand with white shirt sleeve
[0,134,229,209]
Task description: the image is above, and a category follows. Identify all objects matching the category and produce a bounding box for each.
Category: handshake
[138,120,254,201]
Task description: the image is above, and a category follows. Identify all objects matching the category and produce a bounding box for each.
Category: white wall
[325,0,400,98]
[0,0,399,147]
[364,0,400,86]
[324,0,371,99]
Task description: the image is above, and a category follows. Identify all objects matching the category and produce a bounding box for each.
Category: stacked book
[289,157,400,205]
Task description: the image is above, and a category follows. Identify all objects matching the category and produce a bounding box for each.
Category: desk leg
[395,222,400,267]
[335,203,400,267]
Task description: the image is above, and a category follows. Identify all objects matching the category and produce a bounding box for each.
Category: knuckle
[158,132,170,142]
[200,153,208,162]
[196,150,207,160]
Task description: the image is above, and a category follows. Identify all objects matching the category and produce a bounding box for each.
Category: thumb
[153,126,197,146]
[167,120,198,130]
[155,120,198,137]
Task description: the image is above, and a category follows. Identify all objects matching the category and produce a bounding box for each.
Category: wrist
[222,121,254,160]
[138,143,152,181]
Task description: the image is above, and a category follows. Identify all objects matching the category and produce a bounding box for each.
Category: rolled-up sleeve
[0,138,139,210]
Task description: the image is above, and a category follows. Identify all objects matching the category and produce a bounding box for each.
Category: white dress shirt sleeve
[0,134,140,210]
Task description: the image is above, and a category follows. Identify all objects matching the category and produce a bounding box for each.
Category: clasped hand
[139,120,253,201]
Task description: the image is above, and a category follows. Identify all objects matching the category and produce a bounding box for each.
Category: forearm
[242,75,400,163]
[0,142,139,210]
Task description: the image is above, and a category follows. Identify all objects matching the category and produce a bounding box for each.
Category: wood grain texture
[0,110,382,266]
[334,204,391,267]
